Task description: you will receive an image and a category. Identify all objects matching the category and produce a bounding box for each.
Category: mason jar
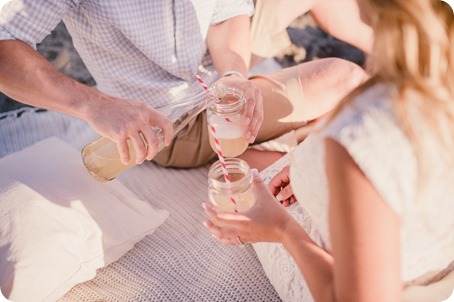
[208,158,255,226]
[207,86,249,158]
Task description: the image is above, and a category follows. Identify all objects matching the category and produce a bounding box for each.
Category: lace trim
[407,260,454,287]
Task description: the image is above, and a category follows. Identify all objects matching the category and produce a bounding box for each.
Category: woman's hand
[268,165,297,206]
[203,169,292,245]
[85,95,174,165]
[212,76,263,144]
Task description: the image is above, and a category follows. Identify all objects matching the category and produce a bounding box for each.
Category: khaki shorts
[153,69,308,168]
[250,0,293,58]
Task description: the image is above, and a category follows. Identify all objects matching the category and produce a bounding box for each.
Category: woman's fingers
[203,203,251,245]
[275,184,294,202]
[268,165,291,195]
[267,165,296,205]
[203,220,242,246]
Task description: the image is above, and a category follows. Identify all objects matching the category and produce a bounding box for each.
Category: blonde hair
[332,0,454,172]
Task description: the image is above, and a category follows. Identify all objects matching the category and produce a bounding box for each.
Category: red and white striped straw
[209,124,238,212]
[193,72,231,122]
[194,72,209,91]
[194,72,238,212]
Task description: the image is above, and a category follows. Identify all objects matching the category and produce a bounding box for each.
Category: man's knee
[317,57,367,95]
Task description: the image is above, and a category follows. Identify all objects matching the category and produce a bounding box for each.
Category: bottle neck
[170,95,209,135]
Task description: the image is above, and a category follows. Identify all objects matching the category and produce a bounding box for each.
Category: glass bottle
[208,158,255,226]
[206,86,249,158]
[82,92,207,182]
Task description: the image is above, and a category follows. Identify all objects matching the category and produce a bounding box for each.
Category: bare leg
[252,57,366,144]
[238,149,285,172]
[309,0,373,54]
[250,0,373,67]
[240,58,367,170]
[250,0,317,68]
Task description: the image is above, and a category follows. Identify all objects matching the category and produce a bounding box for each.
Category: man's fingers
[117,139,131,165]
[139,125,160,161]
[152,114,174,146]
[129,132,149,164]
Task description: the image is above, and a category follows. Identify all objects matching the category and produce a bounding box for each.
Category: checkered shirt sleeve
[0,0,254,109]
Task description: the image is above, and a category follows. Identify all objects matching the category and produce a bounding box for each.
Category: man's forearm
[0,39,100,120]
[206,15,251,78]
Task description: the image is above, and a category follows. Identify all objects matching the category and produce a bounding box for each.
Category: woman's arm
[203,168,336,301]
[326,137,401,302]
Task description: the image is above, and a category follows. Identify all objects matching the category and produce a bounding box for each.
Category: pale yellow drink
[82,134,165,182]
[81,92,208,182]
[207,87,249,157]
[208,114,248,157]
[208,159,255,227]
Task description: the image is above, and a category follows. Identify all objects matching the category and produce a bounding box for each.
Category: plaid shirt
[0,0,253,109]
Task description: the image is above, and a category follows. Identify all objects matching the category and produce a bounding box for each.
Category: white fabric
[0,0,254,107]
[0,137,169,302]
[253,84,454,302]
[0,108,281,301]
[295,84,454,284]
[252,154,319,302]
[402,269,454,302]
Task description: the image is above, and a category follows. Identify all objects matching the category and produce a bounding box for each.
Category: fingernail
[244,117,251,124]
[276,193,284,201]
[251,168,259,177]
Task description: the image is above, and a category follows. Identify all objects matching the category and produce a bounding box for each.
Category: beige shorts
[250,0,293,58]
[153,68,307,168]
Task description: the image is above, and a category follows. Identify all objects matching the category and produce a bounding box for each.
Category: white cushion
[0,137,169,302]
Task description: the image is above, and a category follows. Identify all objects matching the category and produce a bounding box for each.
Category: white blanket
[0,108,281,301]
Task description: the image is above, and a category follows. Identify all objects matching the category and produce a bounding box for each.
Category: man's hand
[212,76,263,144]
[85,96,174,165]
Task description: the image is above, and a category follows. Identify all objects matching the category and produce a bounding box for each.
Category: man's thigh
[153,112,216,168]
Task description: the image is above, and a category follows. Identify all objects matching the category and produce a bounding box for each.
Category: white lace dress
[254,84,454,302]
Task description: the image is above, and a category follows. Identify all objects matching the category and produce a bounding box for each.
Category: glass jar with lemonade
[206,86,249,157]
[208,158,255,226]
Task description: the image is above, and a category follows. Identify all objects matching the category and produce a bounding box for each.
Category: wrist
[279,218,305,247]
[221,70,245,79]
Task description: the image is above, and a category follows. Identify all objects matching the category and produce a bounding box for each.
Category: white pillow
[0,137,169,302]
